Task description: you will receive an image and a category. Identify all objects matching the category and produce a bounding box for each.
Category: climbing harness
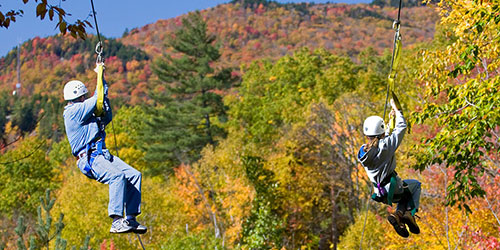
[370,172,417,215]
[89,1,146,248]
[81,135,111,179]
[371,172,397,205]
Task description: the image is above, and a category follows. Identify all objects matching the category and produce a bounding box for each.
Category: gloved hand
[94,62,105,73]
[390,98,399,113]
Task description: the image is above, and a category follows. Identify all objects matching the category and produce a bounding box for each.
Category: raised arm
[385,99,407,153]
[72,95,97,123]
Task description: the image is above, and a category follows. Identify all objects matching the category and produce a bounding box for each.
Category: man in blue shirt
[63,68,147,234]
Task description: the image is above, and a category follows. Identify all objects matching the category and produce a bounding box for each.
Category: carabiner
[392,20,401,31]
[95,41,104,64]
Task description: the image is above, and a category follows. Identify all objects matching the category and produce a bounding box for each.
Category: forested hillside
[0,0,499,249]
[0,2,437,102]
[121,2,437,65]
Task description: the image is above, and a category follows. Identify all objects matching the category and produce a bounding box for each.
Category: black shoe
[128,219,147,234]
[402,210,420,234]
[387,211,409,238]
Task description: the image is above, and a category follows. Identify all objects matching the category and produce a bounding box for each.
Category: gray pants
[394,179,421,212]
[77,153,142,217]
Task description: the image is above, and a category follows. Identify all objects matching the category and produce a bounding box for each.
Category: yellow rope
[95,63,105,117]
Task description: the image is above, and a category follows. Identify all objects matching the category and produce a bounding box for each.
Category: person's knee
[132,169,142,180]
[415,180,421,191]
[110,171,125,181]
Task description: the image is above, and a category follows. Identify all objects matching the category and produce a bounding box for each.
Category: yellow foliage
[168,133,255,245]
[338,210,386,250]
[53,159,180,248]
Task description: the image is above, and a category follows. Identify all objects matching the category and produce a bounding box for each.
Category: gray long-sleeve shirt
[357,110,407,193]
[63,79,112,156]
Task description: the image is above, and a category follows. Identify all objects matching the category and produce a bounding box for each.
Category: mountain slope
[121,2,438,66]
[0,2,438,104]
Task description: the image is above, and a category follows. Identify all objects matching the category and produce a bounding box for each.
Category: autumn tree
[337,211,386,250]
[413,0,500,211]
[0,137,58,215]
[228,49,379,249]
[240,156,284,249]
[143,11,235,173]
[229,48,360,145]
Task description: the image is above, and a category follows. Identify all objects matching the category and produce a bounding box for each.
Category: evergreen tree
[0,91,10,145]
[9,190,92,250]
[11,95,37,134]
[35,189,66,250]
[143,11,235,175]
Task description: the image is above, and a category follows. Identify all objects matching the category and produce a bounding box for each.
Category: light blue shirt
[63,80,112,156]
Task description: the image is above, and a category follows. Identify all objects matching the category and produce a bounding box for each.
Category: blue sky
[0,0,370,57]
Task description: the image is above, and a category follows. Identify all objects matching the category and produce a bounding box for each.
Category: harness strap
[372,176,417,214]
[383,8,403,128]
[372,172,397,205]
[95,63,105,117]
[387,174,397,205]
[83,137,107,174]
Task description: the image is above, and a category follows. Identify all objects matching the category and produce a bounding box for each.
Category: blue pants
[77,153,141,217]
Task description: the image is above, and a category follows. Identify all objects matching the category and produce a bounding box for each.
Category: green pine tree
[35,189,66,250]
[11,189,92,250]
[143,11,235,175]
[0,91,10,145]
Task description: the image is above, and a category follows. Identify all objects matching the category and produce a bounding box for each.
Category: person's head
[363,116,385,150]
[63,80,88,103]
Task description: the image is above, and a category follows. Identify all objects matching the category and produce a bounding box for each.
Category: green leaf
[36,3,47,18]
[48,9,54,20]
[59,21,66,34]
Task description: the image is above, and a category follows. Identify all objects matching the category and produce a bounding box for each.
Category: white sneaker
[110,218,134,233]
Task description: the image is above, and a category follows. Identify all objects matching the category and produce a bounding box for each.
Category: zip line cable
[90,0,103,51]
[359,187,373,250]
[0,112,49,165]
[89,1,146,248]
[0,141,45,165]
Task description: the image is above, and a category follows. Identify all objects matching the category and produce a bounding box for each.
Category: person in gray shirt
[357,99,421,238]
[63,66,147,234]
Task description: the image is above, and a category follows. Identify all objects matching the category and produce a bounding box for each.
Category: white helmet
[363,116,385,136]
[64,80,88,101]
